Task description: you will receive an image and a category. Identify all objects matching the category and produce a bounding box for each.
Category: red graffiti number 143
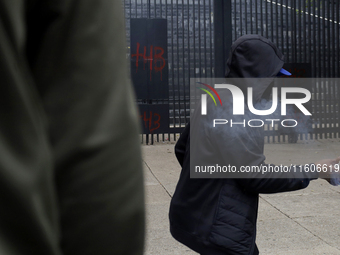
[131,43,166,81]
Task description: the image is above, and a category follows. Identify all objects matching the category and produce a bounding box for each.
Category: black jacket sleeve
[210,118,317,194]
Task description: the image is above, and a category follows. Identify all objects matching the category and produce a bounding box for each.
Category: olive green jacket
[0,0,144,254]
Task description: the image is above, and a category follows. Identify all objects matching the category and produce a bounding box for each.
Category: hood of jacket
[225,34,285,103]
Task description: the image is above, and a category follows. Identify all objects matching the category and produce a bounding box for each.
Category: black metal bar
[275,0,279,46]
[291,0,296,63]
[160,0,162,17]
[135,0,138,17]
[204,0,207,78]
[270,0,274,42]
[223,0,232,74]
[337,0,340,138]
[260,0,263,36]
[317,0,321,78]
[308,0,311,69]
[176,0,180,128]
[326,1,332,137]
[298,0,302,63]
[332,0,335,77]
[213,0,223,77]
[322,0,329,77]
[255,0,258,35]
[198,0,202,77]
[319,0,323,140]
[187,0,191,80]
[209,0,213,77]
[193,0,196,79]
[165,0,170,138]
[313,0,317,77]
[337,0,340,78]
[187,0,191,126]
[140,0,143,18]
[171,0,175,129]
[265,0,268,38]
[160,0,164,138]
[130,0,132,18]
[285,0,289,63]
[213,0,232,78]
[322,0,326,78]
[281,0,284,56]
[234,0,237,39]
[327,1,332,139]
[245,0,248,34]
[250,0,253,34]
[303,0,307,63]
[240,0,244,35]
[182,0,186,125]
[309,1,314,139]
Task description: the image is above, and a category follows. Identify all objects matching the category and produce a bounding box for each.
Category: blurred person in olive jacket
[0,0,144,254]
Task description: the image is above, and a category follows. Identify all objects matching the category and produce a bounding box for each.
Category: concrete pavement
[142,138,340,255]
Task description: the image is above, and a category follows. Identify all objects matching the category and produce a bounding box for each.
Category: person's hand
[315,156,340,182]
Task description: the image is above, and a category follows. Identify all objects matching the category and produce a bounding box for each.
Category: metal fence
[232,0,340,78]
[230,0,340,141]
[124,0,340,143]
[125,0,215,143]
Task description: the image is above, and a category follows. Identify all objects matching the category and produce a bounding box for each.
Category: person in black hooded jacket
[169,34,340,255]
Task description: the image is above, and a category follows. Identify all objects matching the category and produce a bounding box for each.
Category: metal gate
[125,0,215,143]
[231,0,340,141]
[124,0,340,143]
[231,0,339,78]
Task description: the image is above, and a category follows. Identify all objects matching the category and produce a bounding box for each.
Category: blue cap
[278,68,292,76]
